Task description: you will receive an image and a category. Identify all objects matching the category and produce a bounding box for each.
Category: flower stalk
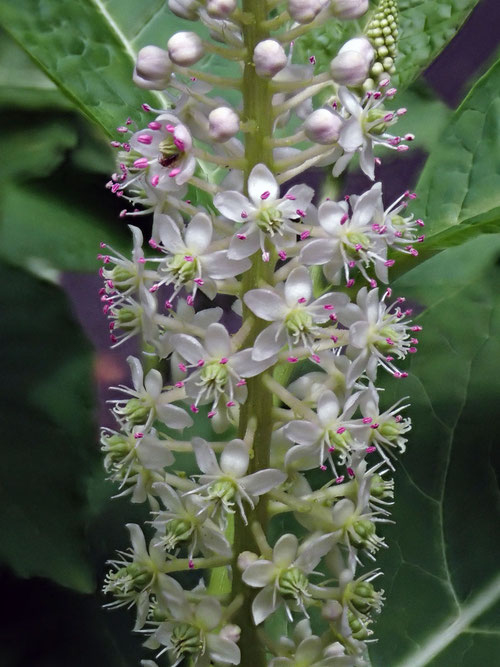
[99,1,422,665]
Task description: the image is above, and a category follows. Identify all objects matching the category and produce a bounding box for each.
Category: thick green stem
[231,2,276,665]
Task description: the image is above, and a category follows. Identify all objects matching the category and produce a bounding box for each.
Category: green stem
[230,2,276,665]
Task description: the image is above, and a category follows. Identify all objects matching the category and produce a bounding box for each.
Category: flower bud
[330,43,372,86]
[133,46,173,90]
[208,106,240,142]
[220,624,241,643]
[168,0,200,20]
[167,32,204,67]
[322,599,343,621]
[338,36,374,63]
[304,109,343,144]
[331,0,369,20]
[237,550,259,571]
[253,39,288,78]
[288,0,327,23]
[206,0,237,18]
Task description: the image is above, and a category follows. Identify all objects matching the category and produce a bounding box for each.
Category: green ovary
[256,206,283,235]
[278,566,309,599]
[171,623,203,658]
[167,253,198,284]
[208,479,236,504]
[285,309,313,338]
[200,361,229,392]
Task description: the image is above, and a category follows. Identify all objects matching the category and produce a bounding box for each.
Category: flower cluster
[99,1,421,665]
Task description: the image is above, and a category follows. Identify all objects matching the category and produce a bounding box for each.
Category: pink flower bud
[206,0,237,18]
[331,0,369,20]
[133,46,172,90]
[304,108,343,144]
[253,39,288,78]
[168,0,199,20]
[208,106,240,142]
[288,0,328,23]
[167,31,204,67]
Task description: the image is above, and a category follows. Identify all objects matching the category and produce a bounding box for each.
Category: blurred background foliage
[0,0,499,665]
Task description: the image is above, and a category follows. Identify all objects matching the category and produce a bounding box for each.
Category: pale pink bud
[237,550,258,571]
[322,600,343,620]
[253,39,288,78]
[206,0,237,18]
[331,0,369,20]
[168,0,200,20]
[167,32,204,66]
[338,36,375,62]
[133,46,172,90]
[208,106,240,142]
[288,0,328,23]
[304,108,343,144]
[219,624,241,643]
[331,36,374,86]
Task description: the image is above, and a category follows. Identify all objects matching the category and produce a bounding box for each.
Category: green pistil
[158,135,181,167]
[200,360,229,390]
[278,566,309,599]
[122,397,152,424]
[164,518,194,549]
[350,518,376,550]
[171,623,204,658]
[208,479,236,504]
[256,207,283,235]
[167,253,198,283]
[364,108,388,135]
[285,310,313,337]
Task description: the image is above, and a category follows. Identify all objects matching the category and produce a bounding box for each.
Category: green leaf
[370,234,500,666]
[295,0,479,89]
[0,27,72,109]
[393,58,500,278]
[396,0,479,88]
[0,261,99,592]
[0,0,183,136]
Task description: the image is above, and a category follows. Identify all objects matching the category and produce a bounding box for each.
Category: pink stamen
[366,446,376,454]
[362,417,373,424]
[285,194,296,200]
[148,121,162,130]
[236,379,246,387]
[137,134,152,144]
[278,250,287,261]
[335,475,344,484]
[237,233,247,240]
[347,467,355,478]
[196,359,205,367]
[175,381,184,388]
[226,401,236,407]
[219,357,228,364]
[169,167,181,178]
[300,230,310,240]
[133,158,149,169]
[178,363,187,373]
[297,297,307,304]
[208,411,216,418]
[241,211,248,219]
[190,404,199,413]
[186,295,194,306]
[151,175,160,187]
[261,191,270,200]
[287,356,298,363]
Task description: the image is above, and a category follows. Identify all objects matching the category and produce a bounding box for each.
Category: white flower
[214,163,314,260]
[357,383,411,468]
[103,523,184,630]
[336,287,417,381]
[270,618,353,666]
[284,389,362,473]
[170,322,272,415]
[110,356,194,431]
[286,353,359,406]
[150,595,241,665]
[189,438,286,523]
[156,299,223,359]
[244,266,348,360]
[152,482,232,559]
[334,84,409,180]
[300,182,389,285]
[153,211,250,300]
[242,532,337,624]
[126,114,197,190]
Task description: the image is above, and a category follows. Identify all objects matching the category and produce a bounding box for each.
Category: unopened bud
[331,0,369,20]
[288,0,328,23]
[330,51,370,86]
[322,599,343,621]
[206,0,237,18]
[237,550,258,571]
[219,624,241,643]
[304,109,343,144]
[167,32,204,67]
[133,46,172,90]
[338,36,374,63]
[168,0,200,20]
[253,39,288,78]
[208,107,240,142]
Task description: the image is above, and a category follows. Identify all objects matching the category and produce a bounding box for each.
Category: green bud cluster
[364,0,399,85]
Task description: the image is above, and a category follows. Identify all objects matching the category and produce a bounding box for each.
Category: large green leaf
[0,0,183,136]
[370,234,500,666]
[295,0,479,89]
[0,261,99,592]
[394,57,500,277]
